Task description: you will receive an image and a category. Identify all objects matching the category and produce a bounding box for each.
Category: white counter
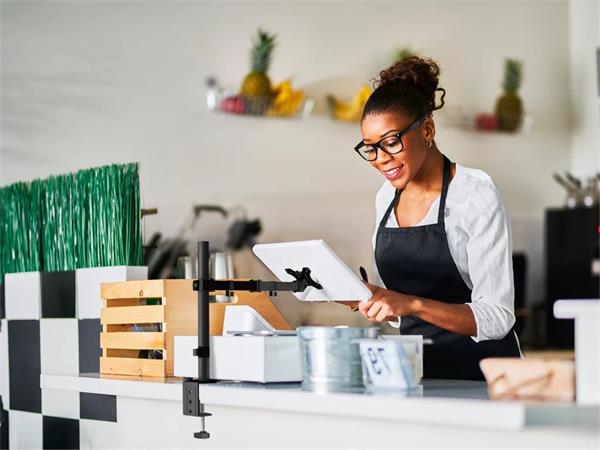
[554,299,600,404]
[41,373,599,448]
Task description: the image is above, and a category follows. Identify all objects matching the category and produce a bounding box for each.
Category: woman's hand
[358,283,419,322]
[335,301,359,311]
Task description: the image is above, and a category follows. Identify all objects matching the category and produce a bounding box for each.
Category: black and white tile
[8,410,42,449]
[1,400,8,450]
[0,282,5,320]
[79,393,116,423]
[41,271,76,319]
[1,319,10,408]
[78,320,102,374]
[5,272,41,321]
[43,415,79,449]
[1,266,146,448]
[41,319,80,420]
[8,320,41,414]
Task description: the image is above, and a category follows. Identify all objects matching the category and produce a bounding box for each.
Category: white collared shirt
[372,163,516,342]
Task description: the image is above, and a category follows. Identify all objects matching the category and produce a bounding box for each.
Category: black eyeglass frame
[354,116,428,161]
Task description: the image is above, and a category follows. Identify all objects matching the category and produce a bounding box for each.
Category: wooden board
[101,305,164,325]
[101,279,165,300]
[480,357,575,402]
[101,332,165,350]
[100,357,165,378]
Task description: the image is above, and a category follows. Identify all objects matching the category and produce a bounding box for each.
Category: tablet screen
[253,239,372,302]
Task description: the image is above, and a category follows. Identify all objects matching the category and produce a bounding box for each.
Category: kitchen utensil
[297,326,380,392]
[175,252,234,302]
[210,252,234,303]
[552,173,582,208]
[583,175,600,207]
[176,255,194,279]
[565,172,582,189]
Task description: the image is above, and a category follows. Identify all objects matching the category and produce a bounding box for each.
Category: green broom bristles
[0,162,143,276]
[42,173,77,271]
[72,163,142,268]
[0,181,42,278]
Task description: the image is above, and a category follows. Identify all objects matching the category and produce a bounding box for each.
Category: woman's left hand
[358,282,419,322]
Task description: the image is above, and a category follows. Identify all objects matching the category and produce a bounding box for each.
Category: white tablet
[252,239,372,302]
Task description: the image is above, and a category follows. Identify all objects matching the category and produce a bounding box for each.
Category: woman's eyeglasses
[354,116,427,161]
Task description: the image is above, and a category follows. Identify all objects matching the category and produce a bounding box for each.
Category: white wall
[569,0,600,175]
[1,1,573,325]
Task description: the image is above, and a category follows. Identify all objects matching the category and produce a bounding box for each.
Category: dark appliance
[545,206,600,348]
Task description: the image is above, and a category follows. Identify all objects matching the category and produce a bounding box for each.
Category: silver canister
[176,252,235,303]
[297,326,380,392]
[210,252,234,303]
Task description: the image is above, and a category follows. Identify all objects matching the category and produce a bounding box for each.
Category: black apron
[375,155,520,380]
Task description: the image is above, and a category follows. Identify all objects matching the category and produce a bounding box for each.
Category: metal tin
[297,326,380,392]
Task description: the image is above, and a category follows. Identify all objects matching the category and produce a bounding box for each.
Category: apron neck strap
[380,189,401,227]
[438,155,452,224]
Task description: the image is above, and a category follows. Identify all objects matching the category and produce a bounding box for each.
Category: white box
[76,266,147,319]
[5,272,41,320]
[174,335,302,383]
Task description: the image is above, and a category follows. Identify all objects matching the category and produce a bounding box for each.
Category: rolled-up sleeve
[463,182,516,342]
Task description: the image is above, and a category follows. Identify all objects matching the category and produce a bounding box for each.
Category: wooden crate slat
[105,349,141,358]
[106,324,134,332]
[101,305,164,325]
[98,279,291,378]
[100,357,165,378]
[101,279,164,300]
[105,299,141,307]
[101,332,165,350]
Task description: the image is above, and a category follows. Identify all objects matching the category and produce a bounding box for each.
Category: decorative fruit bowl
[440,106,533,133]
[326,84,372,122]
[206,78,314,119]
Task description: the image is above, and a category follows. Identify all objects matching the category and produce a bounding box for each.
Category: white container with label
[358,335,423,391]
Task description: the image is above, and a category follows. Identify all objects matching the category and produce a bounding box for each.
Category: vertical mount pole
[182,241,212,440]
[197,240,211,382]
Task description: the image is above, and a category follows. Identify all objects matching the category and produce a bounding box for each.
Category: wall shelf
[439,106,533,134]
[206,78,314,119]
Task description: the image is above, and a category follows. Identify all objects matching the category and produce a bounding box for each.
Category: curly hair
[362,56,446,121]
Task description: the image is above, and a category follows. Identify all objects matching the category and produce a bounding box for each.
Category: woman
[352,56,520,380]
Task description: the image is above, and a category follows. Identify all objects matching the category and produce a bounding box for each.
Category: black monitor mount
[183,241,322,439]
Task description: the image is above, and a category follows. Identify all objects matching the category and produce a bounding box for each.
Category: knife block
[99,279,291,377]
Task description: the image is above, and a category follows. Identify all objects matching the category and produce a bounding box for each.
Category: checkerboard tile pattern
[0,267,146,448]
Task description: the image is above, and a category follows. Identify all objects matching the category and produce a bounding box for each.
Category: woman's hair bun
[374,55,446,113]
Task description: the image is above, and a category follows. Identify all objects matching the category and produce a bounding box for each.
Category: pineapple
[394,47,415,63]
[240,29,276,98]
[494,59,523,132]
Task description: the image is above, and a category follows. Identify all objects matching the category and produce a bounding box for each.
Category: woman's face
[360,112,434,190]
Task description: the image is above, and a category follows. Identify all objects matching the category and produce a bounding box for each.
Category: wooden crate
[99,279,291,378]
